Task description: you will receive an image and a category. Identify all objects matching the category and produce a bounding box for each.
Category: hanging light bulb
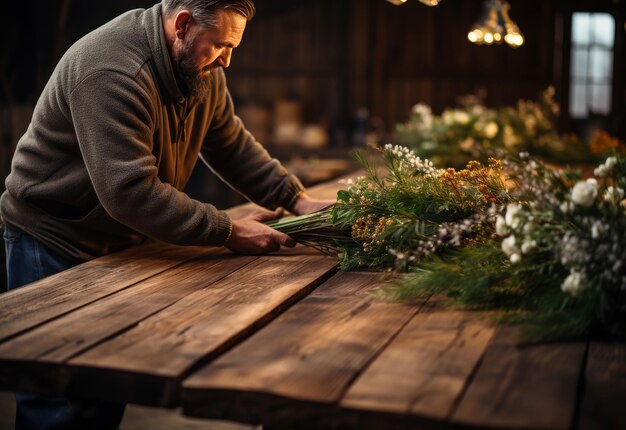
[500,1,524,47]
[467,0,503,45]
[385,0,443,5]
[468,0,524,48]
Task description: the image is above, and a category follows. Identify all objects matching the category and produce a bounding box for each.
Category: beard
[174,38,215,99]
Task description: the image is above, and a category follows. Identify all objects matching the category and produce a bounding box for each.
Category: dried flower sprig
[271,145,510,270]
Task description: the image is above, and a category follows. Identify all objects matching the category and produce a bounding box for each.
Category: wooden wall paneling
[345,0,371,116]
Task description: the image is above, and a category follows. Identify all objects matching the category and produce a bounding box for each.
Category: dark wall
[226,0,625,141]
[1,0,624,138]
[348,0,559,132]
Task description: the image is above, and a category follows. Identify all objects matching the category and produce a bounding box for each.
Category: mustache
[201,64,221,73]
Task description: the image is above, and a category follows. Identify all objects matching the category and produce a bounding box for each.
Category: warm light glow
[386,0,443,5]
[418,0,441,5]
[468,0,524,49]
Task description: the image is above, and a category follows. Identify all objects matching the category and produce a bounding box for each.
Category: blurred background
[1,0,625,288]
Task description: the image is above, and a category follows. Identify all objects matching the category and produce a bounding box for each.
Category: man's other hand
[291,192,335,216]
[225,208,296,254]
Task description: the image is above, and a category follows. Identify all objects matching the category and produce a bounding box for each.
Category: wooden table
[0,176,624,430]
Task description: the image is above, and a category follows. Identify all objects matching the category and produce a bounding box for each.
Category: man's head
[161,0,256,98]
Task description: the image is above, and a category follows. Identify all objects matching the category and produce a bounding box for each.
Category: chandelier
[386,0,443,6]
[467,0,524,48]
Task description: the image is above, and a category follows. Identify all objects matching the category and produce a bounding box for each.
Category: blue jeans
[3,224,126,430]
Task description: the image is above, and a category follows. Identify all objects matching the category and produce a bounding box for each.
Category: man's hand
[291,192,335,216]
[225,208,296,254]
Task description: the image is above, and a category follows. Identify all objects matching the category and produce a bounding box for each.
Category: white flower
[559,201,572,213]
[590,221,607,239]
[605,156,617,171]
[571,180,598,207]
[453,110,470,124]
[604,186,625,202]
[521,240,536,254]
[412,103,432,117]
[594,165,608,177]
[483,121,499,139]
[505,203,522,228]
[501,235,520,257]
[495,215,508,235]
[561,270,585,296]
[510,253,521,264]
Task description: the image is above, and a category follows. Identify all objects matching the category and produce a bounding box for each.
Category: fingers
[274,231,296,248]
[225,218,296,255]
[253,207,285,222]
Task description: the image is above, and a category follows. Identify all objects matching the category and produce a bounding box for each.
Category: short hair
[161,0,256,27]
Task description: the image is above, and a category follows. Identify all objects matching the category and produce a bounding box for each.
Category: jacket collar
[142,4,186,104]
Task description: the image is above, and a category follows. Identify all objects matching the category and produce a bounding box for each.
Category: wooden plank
[0,167,352,341]
[342,299,495,422]
[578,342,626,430]
[0,241,215,342]
[452,327,587,430]
[182,271,422,427]
[0,251,256,399]
[62,248,337,407]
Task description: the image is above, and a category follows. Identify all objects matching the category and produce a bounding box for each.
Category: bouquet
[389,153,626,340]
[271,144,510,270]
[271,145,626,341]
[394,87,608,167]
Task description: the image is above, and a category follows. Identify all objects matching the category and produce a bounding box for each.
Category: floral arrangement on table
[271,144,510,270]
[270,145,626,341]
[390,152,626,340]
[394,87,622,167]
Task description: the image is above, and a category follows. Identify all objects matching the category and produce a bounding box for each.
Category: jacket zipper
[173,101,189,188]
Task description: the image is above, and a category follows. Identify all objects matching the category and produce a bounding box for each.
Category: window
[569,13,615,119]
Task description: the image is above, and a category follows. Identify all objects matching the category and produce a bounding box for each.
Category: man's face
[174,10,247,98]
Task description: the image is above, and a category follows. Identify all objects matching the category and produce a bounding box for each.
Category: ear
[174,10,192,40]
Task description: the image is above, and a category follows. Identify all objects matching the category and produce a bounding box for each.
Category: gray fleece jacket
[0,4,304,261]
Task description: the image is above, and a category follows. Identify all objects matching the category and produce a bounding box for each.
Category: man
[1,0,332,428]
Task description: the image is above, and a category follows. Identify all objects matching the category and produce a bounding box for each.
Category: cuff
[282,177,306,212]
[213,211,233,246]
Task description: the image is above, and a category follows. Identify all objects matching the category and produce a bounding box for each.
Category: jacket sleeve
[200,69,305,210]
[68,70,232,246]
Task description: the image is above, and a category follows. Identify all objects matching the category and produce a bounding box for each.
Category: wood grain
[0,251,255,398]
[342,298,495,421]
[578,342,626,430]
[63,250,337,406]
[0,242,216,342]
[182,271,421,424]
[452,327,586,430]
